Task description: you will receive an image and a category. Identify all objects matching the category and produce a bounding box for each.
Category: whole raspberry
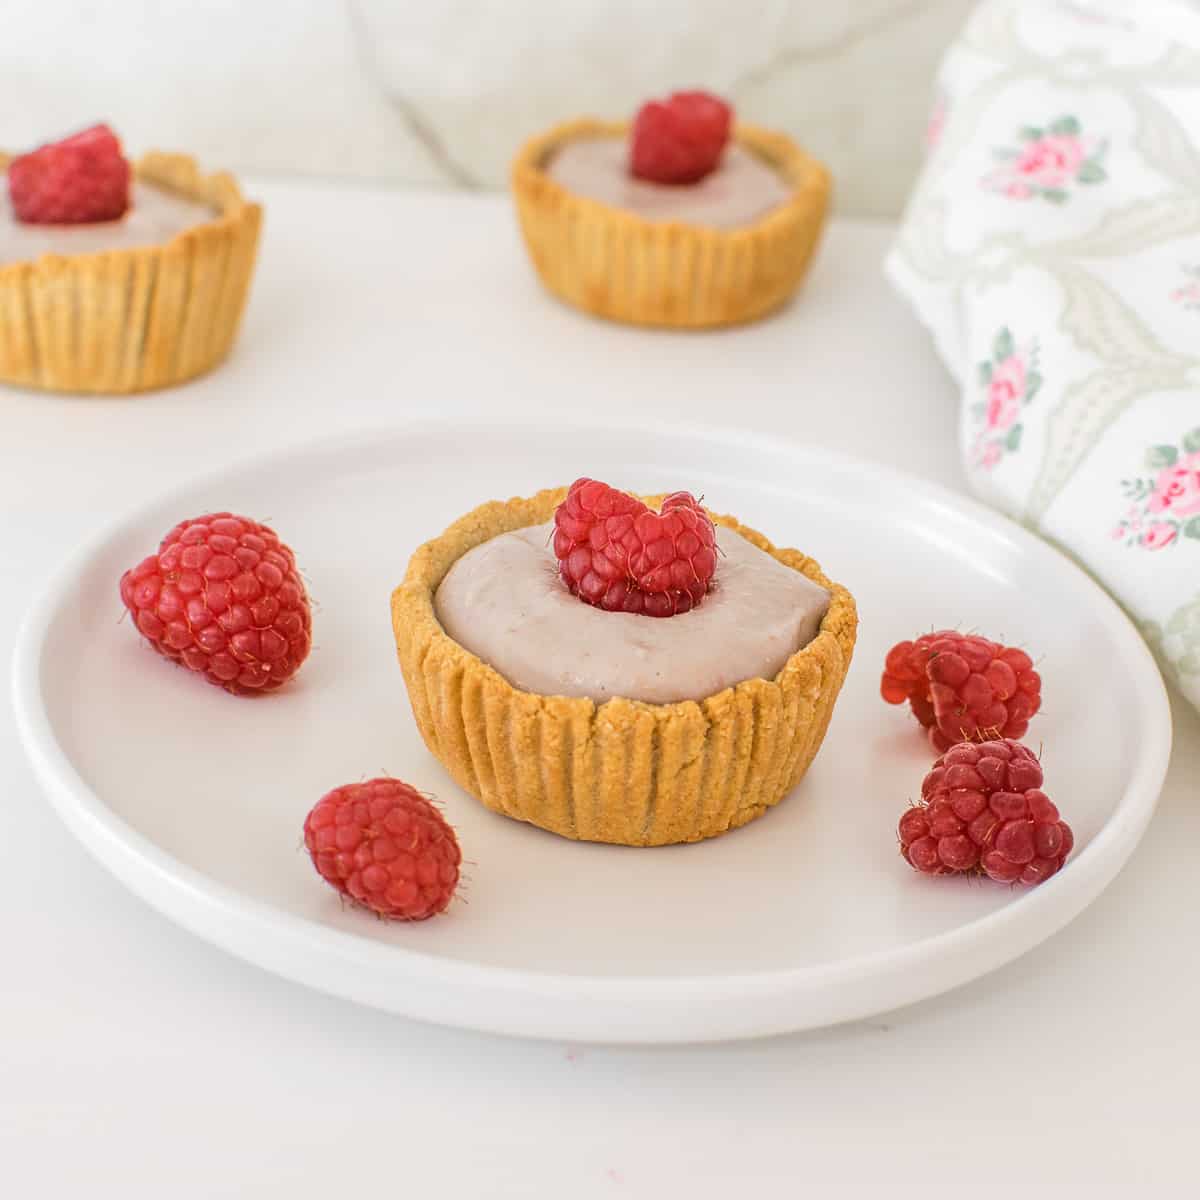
[119,513,312,695]
[630,90,733,184]
[304,778,461,920]
[898,739,1073,885]
[881,630,1041,751]
[8,123,131,224]
[553,477,718,617]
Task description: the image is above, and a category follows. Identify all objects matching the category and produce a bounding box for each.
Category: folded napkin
[888,0,1200,712]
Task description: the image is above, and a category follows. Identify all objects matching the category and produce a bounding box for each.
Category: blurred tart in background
[512,92,829,329]
[0,124,261,394]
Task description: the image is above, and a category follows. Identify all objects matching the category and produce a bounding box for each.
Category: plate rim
[11,419,1174,1042]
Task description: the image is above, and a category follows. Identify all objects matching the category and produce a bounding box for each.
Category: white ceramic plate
[12,423,1171,1043]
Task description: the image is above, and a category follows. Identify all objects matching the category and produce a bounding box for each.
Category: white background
[0,0,972,215]
[1,178,1197,1195]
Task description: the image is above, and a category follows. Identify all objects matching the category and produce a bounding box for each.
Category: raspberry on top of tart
[629,90,733,185]
[2,123,218,264]
[545,90,793,232]
[8,123,131,224]
[552,477,718,617]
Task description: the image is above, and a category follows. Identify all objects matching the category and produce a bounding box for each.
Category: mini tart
[0,150,261,394]
[511,118,830,329]
[391,488,857,847]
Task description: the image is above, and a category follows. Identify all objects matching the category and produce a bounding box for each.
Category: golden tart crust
[391,488,857,847]
[0,150,261,394]
[511,118,830,329]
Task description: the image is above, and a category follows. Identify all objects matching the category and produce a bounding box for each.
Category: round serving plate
[11,422,1171,1043]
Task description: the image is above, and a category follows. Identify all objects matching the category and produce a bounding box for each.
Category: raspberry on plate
[881,629,1042,751]
[304,778,462,920]
[119,513,312,695]
[630,90,733,184]
[8,123,131,225]
[897,738,1074,885]
[553,477,718,617]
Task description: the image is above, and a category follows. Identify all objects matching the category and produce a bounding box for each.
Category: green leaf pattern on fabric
[1144,595,1200,705]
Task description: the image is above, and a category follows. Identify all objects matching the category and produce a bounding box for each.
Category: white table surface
[2,179,1197,1197]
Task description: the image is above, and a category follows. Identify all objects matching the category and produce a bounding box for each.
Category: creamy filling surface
[0,180,218,265]
[546,138,792,230]
[434,522,830,705]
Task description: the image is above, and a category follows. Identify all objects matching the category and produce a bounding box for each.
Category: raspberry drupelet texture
[881,629,1042,751]
[630,90,733,184]
[898,739,1074,885]
[119,513,312,695]
[304,778,461,920]
[8,124,131,224]
[553,477,718,617]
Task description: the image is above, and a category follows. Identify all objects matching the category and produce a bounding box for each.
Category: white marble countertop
[1,178,1196,1197]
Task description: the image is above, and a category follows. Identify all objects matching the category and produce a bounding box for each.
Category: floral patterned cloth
[887,0,1200,713]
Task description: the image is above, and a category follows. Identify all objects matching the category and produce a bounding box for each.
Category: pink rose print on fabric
[925,93,947,154]
[1142,523,1179,551]
[985,354,1026,431]
[1114,432,1200,550]
[978,441,1003,471]
[1013,133,1085,189]
[1057,1,1136,30]
[1148,453,1200,517]
[970,327,1041,471]
[1170,265,1200,311]
[982,116,1108,204]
